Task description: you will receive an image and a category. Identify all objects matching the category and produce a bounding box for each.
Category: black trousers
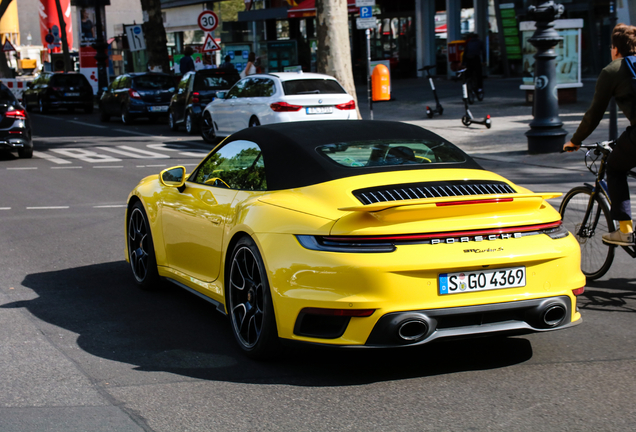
[464,57,483,90]
[607,126,636,221]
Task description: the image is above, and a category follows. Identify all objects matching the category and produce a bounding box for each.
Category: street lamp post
[93,0,108,97]
[525,1,568,154]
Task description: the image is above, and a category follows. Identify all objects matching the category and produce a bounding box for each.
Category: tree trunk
[0,0,14,78]
[139,0,170,73]
[54,0,72,72]
[316,0,360,118]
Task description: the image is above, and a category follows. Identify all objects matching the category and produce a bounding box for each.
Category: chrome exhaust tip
[397,319,429,341]
[541,304,566,327]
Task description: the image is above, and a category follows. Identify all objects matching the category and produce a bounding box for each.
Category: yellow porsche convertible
[126,120,585,358]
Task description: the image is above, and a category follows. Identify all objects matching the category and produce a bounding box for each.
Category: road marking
[51,166,83,169]
[26,206,69,210]
[68,120,108,129]
[51,148,122,163]
[0,207,10,210]
[34,150,72,164]
[93,165,124,169]
[7,167,37,170]
[93,204,127,208]
[97,145,170,159]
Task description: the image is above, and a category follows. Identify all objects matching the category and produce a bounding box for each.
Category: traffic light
[51,53,65,72]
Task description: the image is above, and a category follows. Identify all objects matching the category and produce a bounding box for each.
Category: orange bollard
[371,64,391,102]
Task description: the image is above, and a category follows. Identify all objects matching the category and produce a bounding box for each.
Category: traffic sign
[2,39,15,52]
[201,33,221,52]
[356,0,375,7]
[360,6,373,18]
[198,10,219,32]
[125,25,146,52]
[356,17,377,29]
[44,33,55,44]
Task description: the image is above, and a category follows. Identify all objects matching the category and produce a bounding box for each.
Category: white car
[200,72,356,142]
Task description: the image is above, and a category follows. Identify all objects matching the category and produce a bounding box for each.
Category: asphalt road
[1,110,635,432]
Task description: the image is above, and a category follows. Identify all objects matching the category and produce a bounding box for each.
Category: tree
[54,0,72,72]
[315,0,360,118]
[0,0,14,77]
[139,0,170,72]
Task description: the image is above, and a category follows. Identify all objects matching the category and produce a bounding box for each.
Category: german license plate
[307,106,333,115]
[149,106,168,112]
[439,267,526,295]
[65,92,80,97]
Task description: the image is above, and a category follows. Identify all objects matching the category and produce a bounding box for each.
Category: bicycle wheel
[559,186,616,280]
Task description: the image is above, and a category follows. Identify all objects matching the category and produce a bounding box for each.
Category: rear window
[133,75,175,91]
[282,79,346,95]
[317,139,467,168]
[50,74,89,87]
[194,73,239,90]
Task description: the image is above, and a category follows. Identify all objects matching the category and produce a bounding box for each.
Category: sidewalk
[354,76,629,172]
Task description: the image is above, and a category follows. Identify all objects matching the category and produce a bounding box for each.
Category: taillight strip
[436,198,513,207]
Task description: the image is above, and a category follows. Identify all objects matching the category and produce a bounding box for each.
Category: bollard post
[524,1,568,154]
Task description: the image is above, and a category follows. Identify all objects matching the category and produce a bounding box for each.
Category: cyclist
[462,33,485,96]
[564,23,636,246]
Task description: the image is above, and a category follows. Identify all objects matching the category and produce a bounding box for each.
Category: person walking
[241,52,257,78]
[564,23,636,246]
[462,33,486,94]
[219,55,235,70]
[179,47,195,75]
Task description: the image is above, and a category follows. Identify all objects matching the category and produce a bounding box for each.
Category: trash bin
[447,40,466,72]
[371,64,390,102]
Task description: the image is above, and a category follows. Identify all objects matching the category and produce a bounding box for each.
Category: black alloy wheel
[168,111,178,131]
[227,237,279,359]
[127,202,160,290]
[200,112,217,143]
[18,147,33,158]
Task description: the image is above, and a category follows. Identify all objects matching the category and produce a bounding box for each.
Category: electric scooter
[457,68,491,128]
[419,65,443,118]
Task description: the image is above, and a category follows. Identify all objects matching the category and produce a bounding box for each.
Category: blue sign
[360,6,373,18]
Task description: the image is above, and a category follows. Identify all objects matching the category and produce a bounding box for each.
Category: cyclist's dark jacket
[571,57,636,145]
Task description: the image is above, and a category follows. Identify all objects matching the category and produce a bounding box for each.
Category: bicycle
[559,140,636,280]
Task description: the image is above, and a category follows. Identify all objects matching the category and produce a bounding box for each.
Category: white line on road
[68,120,108,129]
[7,167,37,170]
[26,206,70,210]
[51,166,83,169]
[93,166,124,169]
[93,204,127,208]
[33,150,72,164]
[97,146,170,159]
[0,207,10,210]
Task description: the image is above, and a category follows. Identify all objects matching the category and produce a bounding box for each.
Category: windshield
[133,75,175,91]
[317,139,467,167]
[50,74,89,87]
[283,79,346,95]
[194,73,239,90]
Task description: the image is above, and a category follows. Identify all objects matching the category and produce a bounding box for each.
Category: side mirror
[216,91,226,100]
[159,166,186,188]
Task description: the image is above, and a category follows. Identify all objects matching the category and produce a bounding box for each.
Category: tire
[38,98,48,114]
[185,111,197,134]
[486,118,492,129]
[121,105,133,124]
[426,107,434,119]
[200,111,217,143]
[249,117,260,128]
[127,202,161,290]
[461,115,471,127]
[227,236,280,359]
[18,147,33,158]
[168,111,179,131]
[477,89,484,101]
[438,107,444,115]
[559,186,616,280]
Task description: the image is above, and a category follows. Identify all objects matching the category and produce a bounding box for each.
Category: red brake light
[192,91,200,103]
[128,88,141,99]
[270,101,303,112]
[5,109,26,119]
[335,100,356,110]
[572,287,585,296]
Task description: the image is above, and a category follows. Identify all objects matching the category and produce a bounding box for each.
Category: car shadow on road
[6,261,533,386]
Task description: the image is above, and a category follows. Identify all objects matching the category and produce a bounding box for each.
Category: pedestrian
[179,47,195,75]
[564,23,636,246]
[462,33,485,94]
[219,55,235,70]
[241,52,257,78]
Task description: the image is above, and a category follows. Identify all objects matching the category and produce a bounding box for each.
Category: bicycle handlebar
[561,140,615,153]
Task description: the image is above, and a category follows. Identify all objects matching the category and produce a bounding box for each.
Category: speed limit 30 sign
[198,10,219,32]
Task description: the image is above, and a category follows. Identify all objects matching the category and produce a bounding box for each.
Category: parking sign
[360,6,373,18]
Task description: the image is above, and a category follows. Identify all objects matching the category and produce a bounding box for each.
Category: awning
[288,0,358,19]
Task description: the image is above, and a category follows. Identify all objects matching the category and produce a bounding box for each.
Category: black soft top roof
[222,120,482,190]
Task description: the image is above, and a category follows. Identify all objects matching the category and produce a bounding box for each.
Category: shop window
[183,30,205,45]
[276,20,290,40]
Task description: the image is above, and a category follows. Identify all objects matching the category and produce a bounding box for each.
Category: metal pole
[367,28,373,120]
[93,0,108,98]
[609,1,618,140]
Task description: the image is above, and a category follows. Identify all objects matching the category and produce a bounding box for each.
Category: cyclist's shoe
[602,230,635,246]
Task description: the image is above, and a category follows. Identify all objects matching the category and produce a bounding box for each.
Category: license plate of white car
[439,267,526,295]
[307,106,333,114]
[149,106,168,112]
[65,92,80,97]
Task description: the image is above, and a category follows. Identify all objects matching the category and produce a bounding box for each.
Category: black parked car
[22,72,93,114]
[168,69,240,134]
[99,73,177,124]
[0,84,33,158]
